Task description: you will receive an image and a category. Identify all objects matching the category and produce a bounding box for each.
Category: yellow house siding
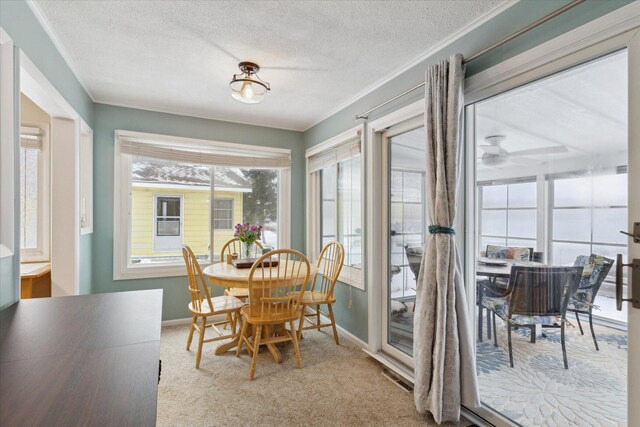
[130,186,243,259]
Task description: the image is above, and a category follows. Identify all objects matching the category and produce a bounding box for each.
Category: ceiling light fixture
[229,62,270,104]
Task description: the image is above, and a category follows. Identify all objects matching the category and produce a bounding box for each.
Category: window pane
[213,198,234,230]
[592,207,627,244]
[506,238,536,249]
[480,237,506,254]
[131,157,209,263]
[554,177,591,207]
[338,156,361,268]
[232,168,279,249]
[552,208,591,242]
[507,209,536,238]
[20,148,39,249]
[508,182,536,208]
[481,209,506,236]
[402,172,422,203]
[552,242,591,266]
[592,244,627,282]
[593,173,627,207]
[482,185,507,208]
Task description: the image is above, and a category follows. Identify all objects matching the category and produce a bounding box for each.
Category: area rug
[476,320,627,426]
[157,324,465,427]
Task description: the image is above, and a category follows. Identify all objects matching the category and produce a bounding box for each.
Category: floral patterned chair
[567,254,614,351]
[482,265,582,369]
[477,245,533,341]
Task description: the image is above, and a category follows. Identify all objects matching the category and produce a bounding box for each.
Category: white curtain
[413,54,480,423]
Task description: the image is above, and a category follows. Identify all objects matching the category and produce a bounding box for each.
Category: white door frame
[462,3,640,424]
[20,50,90,297]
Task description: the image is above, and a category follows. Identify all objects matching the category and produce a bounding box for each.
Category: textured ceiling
[34,0,504,130]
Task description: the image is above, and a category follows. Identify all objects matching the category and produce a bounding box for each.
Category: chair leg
[588,310,599,351]
[328,303,340,345]
[561,322,568,369]
[575,311,583,335]
[478,305,483,342]
[492,312,498,347]
[290,320,302,369]
[530,326,536,344]
[224,312,231,330]
[249,325,262,380]
[316,306,321,328]
[236,319,248,357]
[507,324,514,368]
[297,304,306,340]
[186,315,197,350]
[195,316,206,369]
[487,308,492,340]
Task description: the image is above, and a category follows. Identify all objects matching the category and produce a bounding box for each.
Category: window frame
[113,130,291,280]
[306,124,364,289]
[19,121,50,263]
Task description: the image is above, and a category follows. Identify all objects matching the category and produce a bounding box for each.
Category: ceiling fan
[479,135,568,166]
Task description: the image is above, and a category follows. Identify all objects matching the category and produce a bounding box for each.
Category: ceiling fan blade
[508,146,568,157]
[479,144,501,155]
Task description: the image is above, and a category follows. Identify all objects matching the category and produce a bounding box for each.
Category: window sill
[338,266,365,290]
[113,261,210,281]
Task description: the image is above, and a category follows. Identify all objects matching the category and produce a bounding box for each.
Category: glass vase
[242,241,255,259]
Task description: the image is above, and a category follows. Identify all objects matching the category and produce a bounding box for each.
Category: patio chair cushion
[482,296,562,325]
[486,245,530,261]
[568,255,609,311]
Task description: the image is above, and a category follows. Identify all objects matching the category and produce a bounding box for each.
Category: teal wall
[303,0,632,343]
[0,0,95,308]
[91,103,305,320]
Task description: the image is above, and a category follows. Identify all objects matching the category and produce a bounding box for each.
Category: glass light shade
[230,78,268,104]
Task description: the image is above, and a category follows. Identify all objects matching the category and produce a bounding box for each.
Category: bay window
[307,125,363,289]
[114,130,290,279]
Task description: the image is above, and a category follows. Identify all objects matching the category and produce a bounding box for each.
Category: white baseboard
[334,322,368,349]
[162,317,192,327]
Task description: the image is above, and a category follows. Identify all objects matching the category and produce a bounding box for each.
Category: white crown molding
[465,1,640,102]
[26,0,96,101]
[303,0,519,131]
[95,99,304,132]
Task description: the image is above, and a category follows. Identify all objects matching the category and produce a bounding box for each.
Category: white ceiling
[33,0,506,131]
[475,49,628,178]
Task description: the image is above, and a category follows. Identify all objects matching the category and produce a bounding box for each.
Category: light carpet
[476,320,627,426]
[158,325,465,427]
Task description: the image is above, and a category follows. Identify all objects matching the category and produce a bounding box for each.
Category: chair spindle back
[220,238,264,261]
[182,244,213,313]
[248,249,310,319]
[313,241,345,296]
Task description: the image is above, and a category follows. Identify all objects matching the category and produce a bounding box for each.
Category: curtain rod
[354,0,585,120]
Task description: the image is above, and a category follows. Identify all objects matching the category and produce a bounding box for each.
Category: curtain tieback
[428,225,455,235]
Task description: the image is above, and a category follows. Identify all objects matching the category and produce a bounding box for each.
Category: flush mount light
[229,62,270,104]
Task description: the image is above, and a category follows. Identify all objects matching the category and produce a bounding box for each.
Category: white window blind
[307,136,361,173]
[20,126,44,151]
[118,132,291,169]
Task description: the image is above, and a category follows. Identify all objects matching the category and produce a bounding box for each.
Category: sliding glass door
[381,122,426,366]
[467,50,630,425]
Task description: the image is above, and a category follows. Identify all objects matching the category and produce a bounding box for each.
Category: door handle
[619,222,640,243]
[616,254,640,310]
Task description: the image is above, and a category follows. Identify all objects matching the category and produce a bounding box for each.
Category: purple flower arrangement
[234,223,262,245]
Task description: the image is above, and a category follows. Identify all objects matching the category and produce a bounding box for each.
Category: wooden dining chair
[220,238,264,330]
[235,249,310,380]
[182,244,245,369]
[294,241,344,345]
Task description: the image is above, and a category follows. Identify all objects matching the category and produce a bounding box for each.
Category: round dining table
[203,261,318,362]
